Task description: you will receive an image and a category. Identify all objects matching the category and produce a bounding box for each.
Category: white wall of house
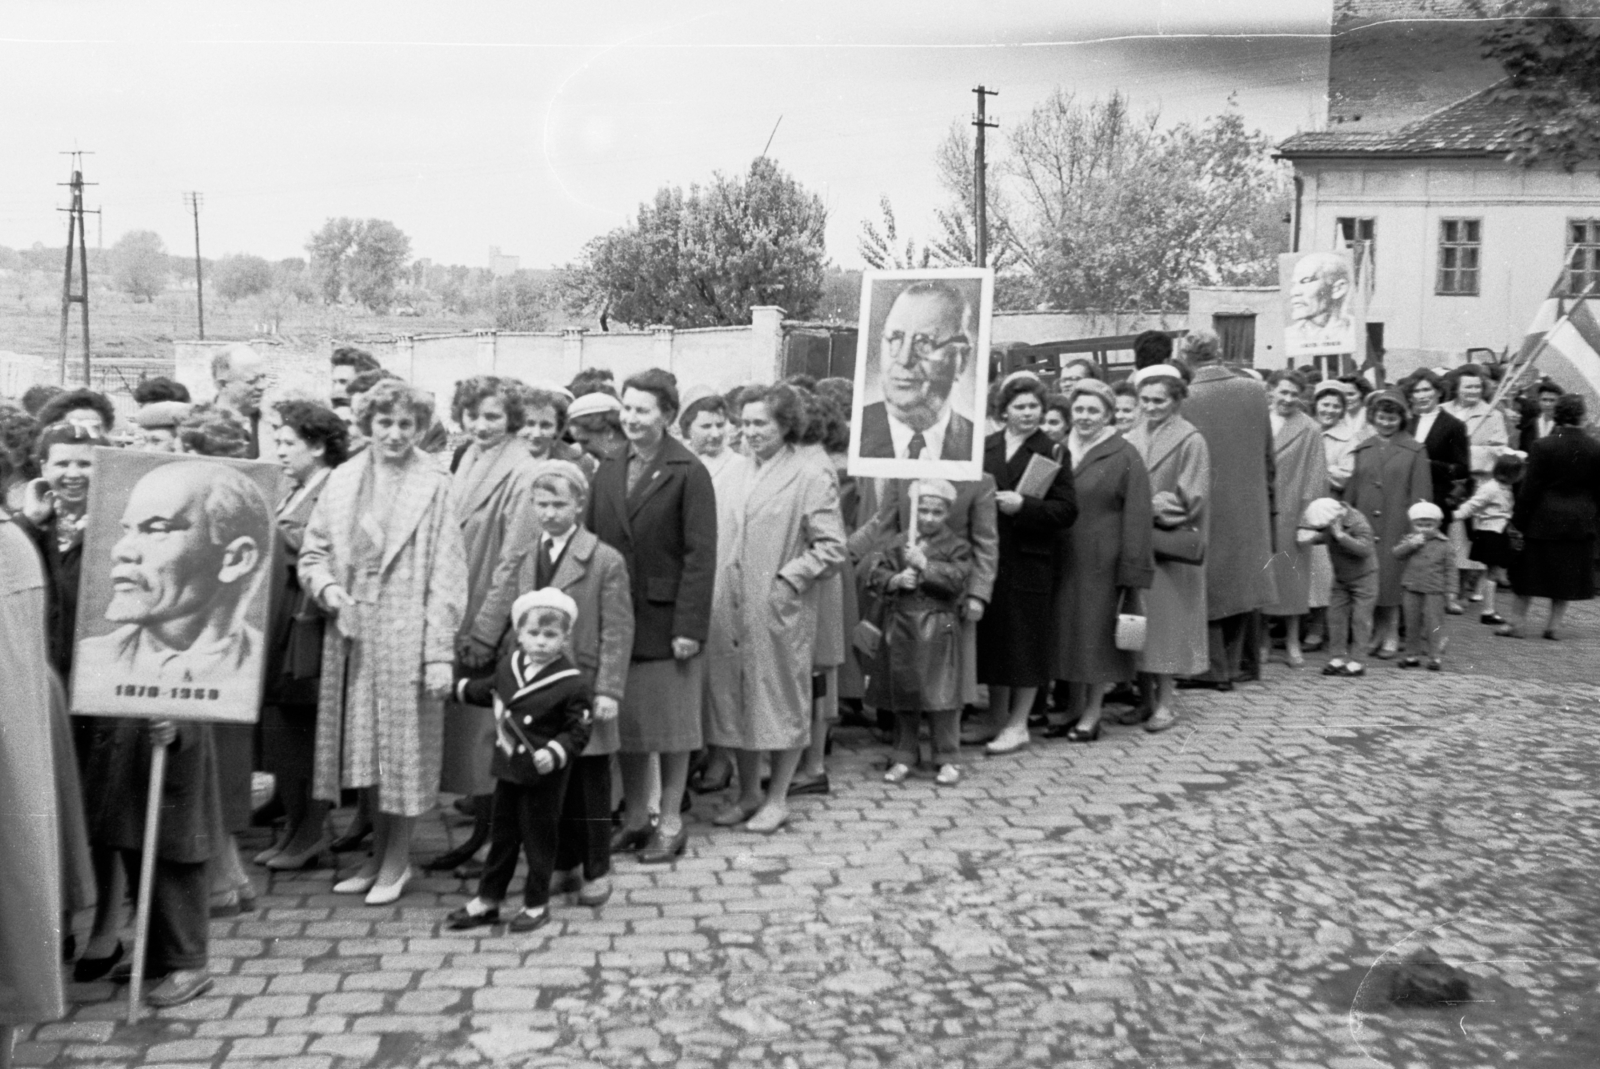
[1297,157,1600,375]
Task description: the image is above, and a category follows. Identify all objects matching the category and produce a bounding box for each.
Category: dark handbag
[1151,525,1205,565]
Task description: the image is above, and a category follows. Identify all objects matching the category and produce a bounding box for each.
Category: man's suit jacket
[586,434,716,659]
[857,402,975,461]
[1409,408,1471,517]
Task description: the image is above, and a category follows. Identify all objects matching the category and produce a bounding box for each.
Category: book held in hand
[1015,452,1061,499]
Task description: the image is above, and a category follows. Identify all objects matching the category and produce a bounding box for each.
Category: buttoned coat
[1051,434,1155,684]
[442,436,540,795]
[475,523,635,756]
[976,429,1078,687]
[587,434,716,659]
[1411,408,1471,520]
[1182,364,1276,619]
[1264,409,1330,616]
[1346,432,1433,608]
[300,449,468,817]
[1512,425,1600,541]
[705,447,846,751]
[1125,415,1211,677]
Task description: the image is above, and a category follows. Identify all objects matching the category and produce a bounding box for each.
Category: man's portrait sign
[1281,249,1358,358]
[70,448,281,723]
[848,268,993,482]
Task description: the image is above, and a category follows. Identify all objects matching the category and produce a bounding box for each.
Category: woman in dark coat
[1346,388,1434,657]
[1404,370,1471,613]
[976,374,1078,755]
[587,369,716,865]
[1502,393,1600,639]
[1049,379,1152,741]
[255,402,348,871]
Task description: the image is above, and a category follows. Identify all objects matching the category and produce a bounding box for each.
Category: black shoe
[786,774,830,797]
[509,908,551,934]
[424,835,486,872]
[446,904,500,930]
[1041,719,1079,739]
[1399,655,1422,668]
[72,941,123,983]
[610,821,655,855]
[689,767,732,794]
[1480,612,1506,626]
[1063,719,1102,743]
[453,859,484,881]
[330,824,373,853]
[1175,678,1225,691]
[638,825,688,864]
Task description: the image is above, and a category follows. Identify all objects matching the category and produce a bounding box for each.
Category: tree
[559,157,828,329]
[306,217,358,304]
[214,254,274,302]
[346,219,411,312]
[493,270,553,330]
[858,197,934,270]
[1482,0,1600,172]
[112,230,168,302]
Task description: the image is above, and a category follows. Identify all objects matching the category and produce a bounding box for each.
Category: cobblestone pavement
[17,602,1600,1068]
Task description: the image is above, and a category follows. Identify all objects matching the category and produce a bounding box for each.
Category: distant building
[488,246,520,278]
[1276,0,1600,376]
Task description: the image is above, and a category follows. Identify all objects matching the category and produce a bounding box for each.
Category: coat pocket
[644,576,680,604]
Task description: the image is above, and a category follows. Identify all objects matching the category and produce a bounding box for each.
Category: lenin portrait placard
[1281,249,1358,359]
[847,268,993,482]
[70,448,282,723]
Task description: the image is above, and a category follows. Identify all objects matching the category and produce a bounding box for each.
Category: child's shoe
[1321,658,1346,676]
[446,898,500,930]
[1398,655,1422,668]
[883,763,911,784]
[934,764,961,786]
[1427,658,1442,671]
[508,906,550,933]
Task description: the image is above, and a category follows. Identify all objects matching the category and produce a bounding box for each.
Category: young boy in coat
[865,479,974,786]
[1303,497,1377,678]
[447,588,592,932]
[1393,500,1453,670]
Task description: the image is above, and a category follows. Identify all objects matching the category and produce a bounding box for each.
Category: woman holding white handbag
[1048,379,1155,741]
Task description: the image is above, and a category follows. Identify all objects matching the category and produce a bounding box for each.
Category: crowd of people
[4,328,1600,1014]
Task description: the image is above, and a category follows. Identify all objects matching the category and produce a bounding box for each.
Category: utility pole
[184,192,205,339]
[972,85,998,268]
[57,152,98,384]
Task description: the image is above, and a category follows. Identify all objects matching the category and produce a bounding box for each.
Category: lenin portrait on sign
[1282,250,1357,358]
[849,269,992,482]
[72,450,280,723]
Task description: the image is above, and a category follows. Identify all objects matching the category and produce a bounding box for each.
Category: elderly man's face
[107,473,226,627]
[219,351,268,414]
[1289,256,1349,326]
[880,291,969,423]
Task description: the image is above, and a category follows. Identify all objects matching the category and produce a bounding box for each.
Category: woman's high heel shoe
[330,823,373,853]
[265,837,332,871]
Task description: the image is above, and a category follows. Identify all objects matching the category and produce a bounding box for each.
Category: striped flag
[1505,279,1600,411]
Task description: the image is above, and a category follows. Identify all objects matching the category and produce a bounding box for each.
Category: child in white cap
[1301,497,1377,677]
[1393,500,1452,669]
[447,588,592,932]
[864,478,975,786]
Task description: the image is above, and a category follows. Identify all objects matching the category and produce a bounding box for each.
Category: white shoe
[364,867,413,906]
[935,764,961,786]
[984,726,1030,755]
[332,872,378,894]
[883,763,911,784]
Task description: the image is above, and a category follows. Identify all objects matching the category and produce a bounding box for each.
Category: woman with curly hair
[705,383,845,833]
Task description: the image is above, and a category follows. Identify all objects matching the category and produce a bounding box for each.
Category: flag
[1509,277,1600,411]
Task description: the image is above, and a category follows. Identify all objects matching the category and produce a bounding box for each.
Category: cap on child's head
[911,478,958,505]
[1301,498,1343,529]
[1407,501,1444,523]
[511,587,578,630]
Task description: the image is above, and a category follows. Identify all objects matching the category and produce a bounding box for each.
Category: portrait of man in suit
[1283,251,1356,357]
[77,460,271,688]
[857,280,978,461]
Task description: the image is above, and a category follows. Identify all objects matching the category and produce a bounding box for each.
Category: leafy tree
[307,217,358,304]
[493,270,552,330]
[559,157,827,329]
[214,254,274,302]
[1482,0,1600,172]
[112,230,168,302]
[346,219,412,312]
[858,197,934,270]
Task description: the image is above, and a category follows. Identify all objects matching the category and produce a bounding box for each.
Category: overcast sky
[0,1,1332,271]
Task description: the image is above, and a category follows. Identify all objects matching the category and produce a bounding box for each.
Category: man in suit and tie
[858,281,977,462]
[1518,379,1564,453]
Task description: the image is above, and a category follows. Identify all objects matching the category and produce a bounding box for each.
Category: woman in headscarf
[1048,378,1153,741]
[1260,371,1329,667]
[1125,366,1210,733]
[1346,388,1433,657]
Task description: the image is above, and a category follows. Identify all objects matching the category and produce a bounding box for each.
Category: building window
[1566,220,1600,296]
[1437,219,1480,296]
[1337,216,1376,284]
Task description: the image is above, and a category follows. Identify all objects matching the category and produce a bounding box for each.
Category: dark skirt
[213,722,256,833]
[976,581,1056,688]
[259,703,318,782]
[1468,529,1512,570]
[618,656,706,753]
[1509,537,1596,601]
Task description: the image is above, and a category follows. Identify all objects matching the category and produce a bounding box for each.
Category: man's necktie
[907,432,926,460]
[536,538,556,588]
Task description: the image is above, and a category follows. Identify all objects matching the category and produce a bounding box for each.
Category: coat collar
[1274,409,1317,456]
[1353,430,1422,454]
[1071,430,1123,473]
[1190,364,1235,384]
[359,449,442,574]
[1129,415,1199,473]
[626,435,693,517]
[453,437,529,519]
[549,526,599,591]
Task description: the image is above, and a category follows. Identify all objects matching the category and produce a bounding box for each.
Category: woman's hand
[594,696,619,722]
[21,480,53,526]
[149,720,177,749]
[671,637,701,660]
[457,634,496,670]
[322,584,355,615]
[963,597,986,622]
[423,662,454,698]
[904,545,929,571]
[994,490,1023,515]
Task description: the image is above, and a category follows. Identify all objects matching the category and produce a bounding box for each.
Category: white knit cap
[511,587,579,629]
[1301,497,1343,528]
[911,477,958,504]
[1407,500,1444,522]
[566,392,621,420]
[1132,364,1185,388]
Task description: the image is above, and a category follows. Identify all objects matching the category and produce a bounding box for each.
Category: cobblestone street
[19,605,1600,1069]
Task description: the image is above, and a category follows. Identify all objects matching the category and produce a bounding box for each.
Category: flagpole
[1490,280,1597,412]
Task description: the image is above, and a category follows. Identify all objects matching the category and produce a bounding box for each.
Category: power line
[184,192,205,339]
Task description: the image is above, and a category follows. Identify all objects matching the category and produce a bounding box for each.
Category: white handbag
[1114,589,1147,653]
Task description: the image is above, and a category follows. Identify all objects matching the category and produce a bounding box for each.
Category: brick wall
[1329,0,1503,130]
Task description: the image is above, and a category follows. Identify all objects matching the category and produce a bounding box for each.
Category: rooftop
[1278,79,1530,159]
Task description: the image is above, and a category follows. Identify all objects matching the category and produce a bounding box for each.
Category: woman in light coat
[1125,365,1210,733]
[436,376,540,874]
[1261,371,1329,667]
[301,380,468,905]
[1443,364,1510,604]
[705,383,846,834]
[1346,388,1433,656]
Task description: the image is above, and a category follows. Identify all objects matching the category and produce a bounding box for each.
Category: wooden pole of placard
[127,743,169,1023]
[1,1024,15,1069]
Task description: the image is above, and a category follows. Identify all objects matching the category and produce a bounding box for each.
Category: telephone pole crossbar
[972,86,998,269]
